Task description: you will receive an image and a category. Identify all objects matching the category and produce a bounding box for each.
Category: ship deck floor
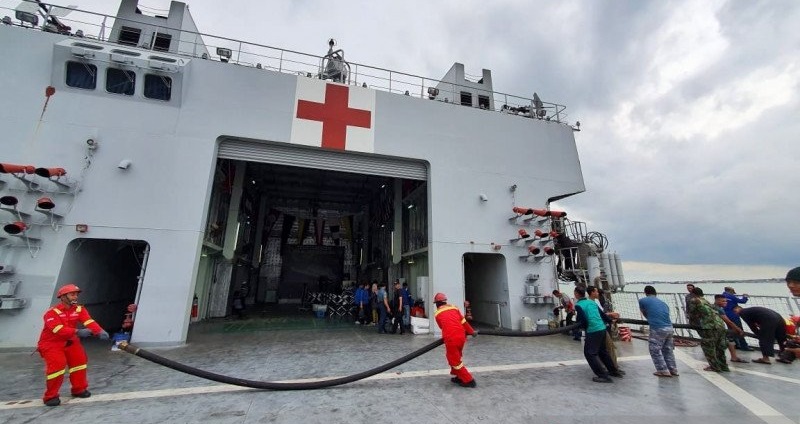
[2,313,799,424]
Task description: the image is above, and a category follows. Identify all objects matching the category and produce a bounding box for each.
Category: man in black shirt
[390,280,405,334]
[732,306,787,364]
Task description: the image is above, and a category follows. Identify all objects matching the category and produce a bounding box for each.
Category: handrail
[1,1,571,125]
[609,292,800,339]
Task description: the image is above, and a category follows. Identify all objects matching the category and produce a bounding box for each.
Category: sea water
[622,279,790,297]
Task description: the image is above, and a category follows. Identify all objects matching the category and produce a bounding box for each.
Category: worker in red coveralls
[433,292,478,388]
[37,284,109,406]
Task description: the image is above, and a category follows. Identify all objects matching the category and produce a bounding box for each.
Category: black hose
[616,318,757,338]
[119,338,443,390]
[479,323,581,337]
[119,317,755,391]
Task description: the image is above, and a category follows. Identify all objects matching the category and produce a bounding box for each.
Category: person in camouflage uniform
[687,287,729,372]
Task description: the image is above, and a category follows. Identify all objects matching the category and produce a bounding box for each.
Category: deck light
[216,47,232,63]
[15,11,37,27]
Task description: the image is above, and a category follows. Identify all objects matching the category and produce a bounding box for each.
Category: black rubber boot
[72,390,91,398]
[44,397,61,406]
[458,379,477,388]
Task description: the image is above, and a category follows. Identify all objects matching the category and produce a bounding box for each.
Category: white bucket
[520,316,533,331]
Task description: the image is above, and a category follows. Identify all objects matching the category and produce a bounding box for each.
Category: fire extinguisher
[191,294,198,319]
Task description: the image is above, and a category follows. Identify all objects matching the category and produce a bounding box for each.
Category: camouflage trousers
[698,328,729,371]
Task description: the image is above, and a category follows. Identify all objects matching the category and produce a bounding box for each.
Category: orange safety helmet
[56,284,81,297]
[434,292,447,303]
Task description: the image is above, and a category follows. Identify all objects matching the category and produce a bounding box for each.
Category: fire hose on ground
[118,319,754,391]
[118,323,582,390]
[119,339,443,391]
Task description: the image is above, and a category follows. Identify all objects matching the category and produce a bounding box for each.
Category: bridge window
[144,74,171,101]
[460,91,472,107]
[118,26,141,46]
[153,33,172,52]
[478,95,490,110]
[106,68,136,96]
[65,61,97,89]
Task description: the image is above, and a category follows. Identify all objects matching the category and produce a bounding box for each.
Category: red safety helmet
[434,292,447,303]
[56,284,81,297]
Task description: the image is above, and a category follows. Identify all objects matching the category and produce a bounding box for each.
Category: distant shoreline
[626,278,784,285]
[615,279,790,298]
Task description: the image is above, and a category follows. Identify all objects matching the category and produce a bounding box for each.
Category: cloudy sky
[30,0,799,281]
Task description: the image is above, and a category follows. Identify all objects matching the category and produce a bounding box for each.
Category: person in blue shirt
[353,282,368,324]
[401,282,413,330]
[574,286,623,383]
[638,285,678,377]
[722,286,752,351]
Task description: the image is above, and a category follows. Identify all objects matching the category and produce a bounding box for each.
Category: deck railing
[610,292,800,340]
[2,1,572,125]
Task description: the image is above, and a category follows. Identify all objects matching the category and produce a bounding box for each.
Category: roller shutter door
[217,138,427,180]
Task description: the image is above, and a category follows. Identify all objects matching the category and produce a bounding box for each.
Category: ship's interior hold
[194,158,432,324]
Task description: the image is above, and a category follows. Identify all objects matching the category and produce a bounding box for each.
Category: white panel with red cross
[290,78,376,153]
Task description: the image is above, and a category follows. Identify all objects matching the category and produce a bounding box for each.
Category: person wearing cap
[687,287,729,372]
[433,292,477,388]
[37,284,109,406]
[786,267,800,297]
[721,286,752,351]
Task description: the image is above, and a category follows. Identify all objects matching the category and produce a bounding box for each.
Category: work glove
[471,330,478,338]
[76,328,92,338]
[98,330,110,340]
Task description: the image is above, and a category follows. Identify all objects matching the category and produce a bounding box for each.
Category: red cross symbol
[296,84,372,150]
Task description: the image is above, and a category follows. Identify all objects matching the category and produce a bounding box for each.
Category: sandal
[653,371,672,377]
[703,366,719,372]
[731,358,748,363]
[751,358,771,364]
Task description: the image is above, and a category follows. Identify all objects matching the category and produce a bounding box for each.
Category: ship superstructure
[0,0,623,348]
